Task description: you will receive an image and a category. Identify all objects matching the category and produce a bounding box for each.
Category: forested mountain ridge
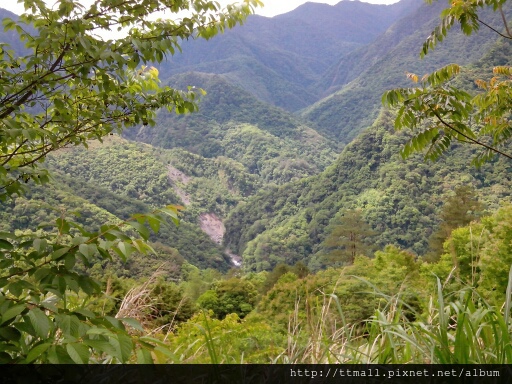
[224,110,512,272]
[157,0,423,111]
[124,72,337,185]
[4,0,512,366]
[302,0,509,144]
[134,0,509,146]
[2,0,510,275]
[0,137,235,272]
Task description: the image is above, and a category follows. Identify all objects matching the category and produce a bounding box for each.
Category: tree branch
[476,16,512,40]
[428,106,512,160]
[0,46,70,119]
[499,5,512,38]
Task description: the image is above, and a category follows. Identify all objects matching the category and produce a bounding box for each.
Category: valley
[2,0,512,364]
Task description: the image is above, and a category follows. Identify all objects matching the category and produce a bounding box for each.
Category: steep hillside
[3,1,510,276]
[276,0,420,46]
[158,0,421,111]
[0,137,235,272]
[0,8,28,54]
[224,109,512,272]
[303,0,508,144]
[124,72,337,185]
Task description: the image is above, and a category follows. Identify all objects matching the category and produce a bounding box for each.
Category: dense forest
[3,0,512,365]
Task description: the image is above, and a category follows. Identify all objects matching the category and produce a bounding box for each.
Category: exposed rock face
[167,165,191,205]
[167,165,242,267]
[199,213,242,267]
[199,213,224,245]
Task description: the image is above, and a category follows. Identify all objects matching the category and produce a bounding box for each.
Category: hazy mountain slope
[303,0,506,144]
[158,0,421,111]
[314,0,428,95]
[124,72,337,185]
[276,0,420,46]
[0,8,33,54]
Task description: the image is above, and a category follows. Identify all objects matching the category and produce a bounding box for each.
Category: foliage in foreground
[159,204,512,363]
[165,267,512,364]
[383,0,512,165]
[162,271,512,364]
[0,0,260,364]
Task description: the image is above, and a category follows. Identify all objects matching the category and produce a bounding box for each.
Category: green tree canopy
[197,277,258,319]
[1,0,260,199]
[321,209,376,265]
[383,0,512,166]
[0,0,260,364]
[427,185,483,260]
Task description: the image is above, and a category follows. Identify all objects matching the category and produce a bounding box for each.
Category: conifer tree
[322,209,376,265]
[427,185,483,261]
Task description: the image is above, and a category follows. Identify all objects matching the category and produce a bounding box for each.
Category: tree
[427,185,483,260]
[0,0,260,364]
[197,277,258,319]
[321,209,376,265]
[382,0,512,166]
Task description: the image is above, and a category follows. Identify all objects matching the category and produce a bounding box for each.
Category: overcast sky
[254,0,399,17]
[2,0,400,18]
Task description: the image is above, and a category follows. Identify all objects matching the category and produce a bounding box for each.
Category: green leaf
[51,247,70,260]
[66,343,90,364]
[0,326,21,341]
[27,308,51,339]
[56,218,70,234]
[26,343,51,363]
[115,242,135,261]
[0,239,13,250]
[146,215,161,233]
[137,348,154,364]
[127,221,150,240]
[1,305,26,325]
[33,267,51,282]
[86,327,113,336]
[64,254,76,270]
[110,333,133,363]
[58,314,81,338]
[33,238,47,253]
[79,243,97,259]
[77,276,98,295]
[73,308,96,319]
[47,345,75,364]
[7,282,23,297]
[0,352,14,363]
[83,339,118,356]
[119,317,144,332]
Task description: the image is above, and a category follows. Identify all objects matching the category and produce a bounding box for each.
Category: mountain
[0,137,234,273]
[302,0,506,144]
[124,72,337,185]
[223,109,512,272]
[157,0,422,111]
[0,8,31,54]
[2,0,511,276]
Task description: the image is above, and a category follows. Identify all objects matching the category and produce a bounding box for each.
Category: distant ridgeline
[2,0,512,276]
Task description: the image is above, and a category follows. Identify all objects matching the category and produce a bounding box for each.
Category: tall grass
[151,266,512,363]
[276,266,512,364]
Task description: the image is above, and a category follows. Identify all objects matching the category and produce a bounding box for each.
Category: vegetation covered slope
[158,0,421,111]
[224,110,512,272]
[0,137,233,271]
[303,0,508,144]
[124,72,337,185]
